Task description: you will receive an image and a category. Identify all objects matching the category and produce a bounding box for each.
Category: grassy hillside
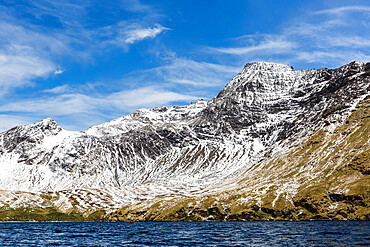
[108,97,370,221]
[0,207,106,222]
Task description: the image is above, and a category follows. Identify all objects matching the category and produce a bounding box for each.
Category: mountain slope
[108,96,370,221]
[0,61,369,221]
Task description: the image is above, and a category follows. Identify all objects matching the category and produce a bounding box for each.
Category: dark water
[0,221,369,246]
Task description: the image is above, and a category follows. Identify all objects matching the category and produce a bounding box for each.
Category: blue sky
[0,0,369,131]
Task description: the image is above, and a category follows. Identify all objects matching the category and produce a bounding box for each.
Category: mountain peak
[217,62,298,98]
[242,61,294,72]
[36,117,61,133]
[349,60,365,66]
[41,117,57,124]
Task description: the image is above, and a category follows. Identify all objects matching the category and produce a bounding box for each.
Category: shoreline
[1,219,369,223]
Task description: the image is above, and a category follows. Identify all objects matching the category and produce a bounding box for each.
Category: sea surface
[0,221,369,246]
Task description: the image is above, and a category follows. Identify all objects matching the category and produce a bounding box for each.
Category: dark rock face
[197,61,369,146]
[1,118,61,153]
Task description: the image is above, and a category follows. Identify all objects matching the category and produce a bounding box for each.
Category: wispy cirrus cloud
[124,24,169,44]
[313,6,370,15]
[0,115,34,132]
[0,0,168,98]
[119,0,155,13]
[206,6,370,68]
[325,36,370,48]
[0,51,238,131]
[42,85,70,94]
[0,0,174,131]
[0,86,198,131]
[0,52,55,96]
[108,87,198,109]
[101,23,170,49]
[133,57,240,87]
[294,51,370,64]
[211,38,295,55]
[0,14,69,95]
[1,87,197,115]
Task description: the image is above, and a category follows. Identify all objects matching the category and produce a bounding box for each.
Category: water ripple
[0,221,369,246]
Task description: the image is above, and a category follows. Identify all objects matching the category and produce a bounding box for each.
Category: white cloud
[295,51,370,64]
[54,69,64,74]
[0,115,34,132]
[295,51,345,63]
[0,86,199,129]
[0,1,178,131]
[119,0,154,13]
[132,58,241,87]
[0,21,71,57]
[43,85,70,94]
[0,15,70,96]
[0,2,169,97]
[102,23,170,49]
[212,39,296,55]
[0,94,95,116]
[314,6,370,15]
[325,36,370,48]
[108,86,198,109]
[206,7,370,67]
[284,19,347,38]
[124,24,169,44]
[0,53,54,96]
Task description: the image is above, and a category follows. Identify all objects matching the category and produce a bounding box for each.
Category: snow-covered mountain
[0,61,369,220]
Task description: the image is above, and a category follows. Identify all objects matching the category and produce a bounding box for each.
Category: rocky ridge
[108,96,370,221]
[0,61,369,221]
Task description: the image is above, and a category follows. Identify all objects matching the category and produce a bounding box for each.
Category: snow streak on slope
[0,61,368,211]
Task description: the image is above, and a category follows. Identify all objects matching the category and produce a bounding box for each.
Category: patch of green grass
[0,206,108,222]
